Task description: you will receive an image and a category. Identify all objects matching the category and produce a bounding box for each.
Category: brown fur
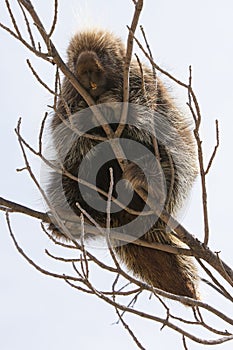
[47,29,199,299]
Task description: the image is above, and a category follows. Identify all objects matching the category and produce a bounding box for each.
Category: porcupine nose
[90,81,97,90]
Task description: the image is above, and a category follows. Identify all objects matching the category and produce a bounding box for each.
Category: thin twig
[63,279,93,295]
[5,0,21,38]
[205,119,220,175]
[140,25,157,88]
[188,65,210,246]
[196,307,232,336]
[26,59,56,94]
[182,335,189,350]
[165,147,175,211]
[115,0,144,137]
[215,251,233,286]
[38,112,48,154]
[48,0,58,38]
[105,167,122,271]
[197,258,233,302]
[115,307,146,350]
[17,0,36,48]
[135,53,145,95]
[79,213,89,279]
[45,249,86,263]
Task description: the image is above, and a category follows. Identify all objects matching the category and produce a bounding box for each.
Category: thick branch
[0,196,191,256]
[0,196,48,221]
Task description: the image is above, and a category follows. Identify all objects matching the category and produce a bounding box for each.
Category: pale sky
[0,1,233,349]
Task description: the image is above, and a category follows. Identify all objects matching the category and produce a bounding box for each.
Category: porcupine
[47,29,199,299]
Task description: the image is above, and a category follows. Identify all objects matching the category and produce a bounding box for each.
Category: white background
[0,0,233,349]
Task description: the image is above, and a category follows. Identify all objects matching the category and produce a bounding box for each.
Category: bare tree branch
[26,59,55,94]
[115,0,143,137]
[0,196,49,221]
[205,119,220,175]
[140,25,157,87]
[17,0,36,48]
[48,0,58,38]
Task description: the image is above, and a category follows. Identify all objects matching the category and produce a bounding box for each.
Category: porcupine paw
[97,92,122,123]
[122,161,148,194]
[47,222,65,240]
[122,158,166,202]
[97,91,120,105]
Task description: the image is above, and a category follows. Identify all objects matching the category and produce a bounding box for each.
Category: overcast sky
[0,1,233,349]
